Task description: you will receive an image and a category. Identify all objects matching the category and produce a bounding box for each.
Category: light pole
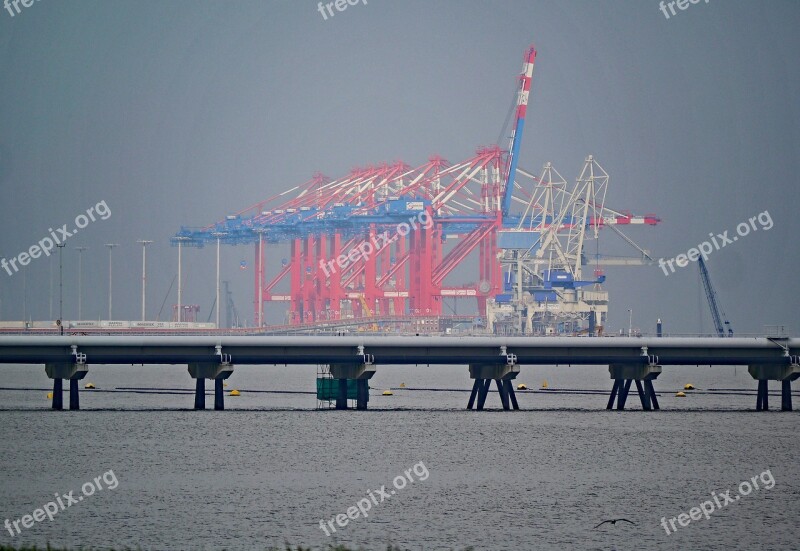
[22,267,27,322]
[57,243,66,333]
[75,246,88,320]
[211,233,227,329]
[174,237,190,322]
[256,229,265,328]
[628,308,633,337]
[105,243,119,319]
[49,256,53,320]
[137,240,153,321]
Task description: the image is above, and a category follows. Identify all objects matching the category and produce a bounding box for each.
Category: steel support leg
[617,380,632,410]
[214,379,224,410]
[476,379,491,411]
[606,380,620,410]
[52,378,63,410]
[69,379,80,410]
[635,380,651,411]
[646,380,660,410]
[496,379,510,411]
[336,379,348,410]
[356,379,368,410]
[756,380,763,411]
[467,379,481,410]
[756,380,769,411]
[782,380,792,411]
[194,378,205,410]
[505,380,519,410]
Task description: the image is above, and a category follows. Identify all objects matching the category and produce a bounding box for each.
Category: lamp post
[49,256,53,320]
[57,243,66,334]
[136,240,153,321]
[628,308,633,337]
[211,233,227,329]
[173,237,191,322]
[75,246,88,320]
[256,229,265,328]
[105,243,119,319]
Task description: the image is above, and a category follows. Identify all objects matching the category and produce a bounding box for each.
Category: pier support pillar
[195,379,206,410]
[748,362,799,412]
[782,380,792,412]
[336,378,348,410]
[45,361,89,411]
[52,378,63,410]
[606,363,661,411]
[356,379,369,410]
[467,363,520,411]
[69,379,80,410]
[329,363,376,410]
[188,362,234,411]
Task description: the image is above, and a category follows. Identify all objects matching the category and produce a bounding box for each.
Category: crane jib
[502,45,537,217]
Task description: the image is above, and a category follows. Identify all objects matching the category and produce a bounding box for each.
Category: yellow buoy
[541,380,549,389]
[683,384,695,390]
[229,389,241,396]
[223,383,228,388]
[517,383,528,390]
[382,390,393,396]
[399,382,406,388]
[46,392,53,399]
[84,383,96,389]
[676,391,686,397]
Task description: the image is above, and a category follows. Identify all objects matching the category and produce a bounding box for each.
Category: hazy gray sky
[0,0,797,333]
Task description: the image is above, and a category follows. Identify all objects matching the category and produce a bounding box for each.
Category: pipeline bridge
[1,336,798,413]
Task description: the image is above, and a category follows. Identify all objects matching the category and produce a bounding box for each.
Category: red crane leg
[290,238,302,324]
[315,234,327,320]
[394,235,406,315]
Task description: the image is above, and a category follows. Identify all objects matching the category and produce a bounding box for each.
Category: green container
[316,378,365,400]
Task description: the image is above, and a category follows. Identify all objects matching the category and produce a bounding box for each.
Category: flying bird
[593,518,635,529]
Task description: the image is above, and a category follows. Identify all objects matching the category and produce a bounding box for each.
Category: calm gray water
[1,363,798,550]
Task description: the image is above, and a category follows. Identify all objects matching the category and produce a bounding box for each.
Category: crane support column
[748,359,800,411]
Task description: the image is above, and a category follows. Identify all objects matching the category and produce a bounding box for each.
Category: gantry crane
[173,43,660,334]
[698,256,733,337]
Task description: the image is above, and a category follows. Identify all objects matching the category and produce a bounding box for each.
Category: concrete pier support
[336,378,348,410]
[188,362,234,410]
[748,362,800,412]
[330,363,376,410]
[606,363,661,411]
[194,378,206,410]
[467,363,520,411]
[356,379,369,410]
[214,379,224,410]
[52,378,63,410]
[45,361,89,411]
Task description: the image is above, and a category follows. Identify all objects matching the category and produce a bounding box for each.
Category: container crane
[698,256,733,337]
